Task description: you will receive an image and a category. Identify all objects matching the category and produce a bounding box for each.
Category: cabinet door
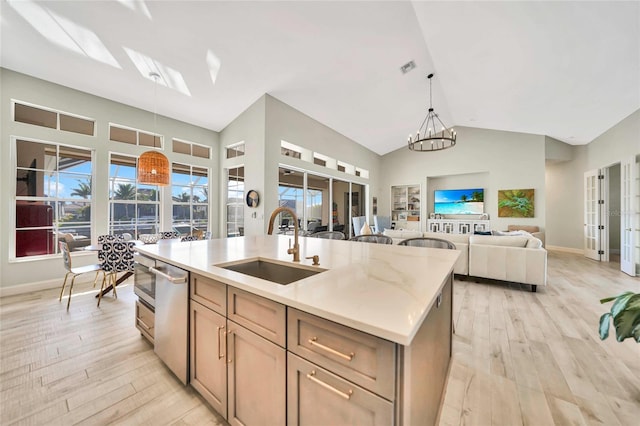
[190,301,227,418]
[288,353,393,426]
[227,321,286,426]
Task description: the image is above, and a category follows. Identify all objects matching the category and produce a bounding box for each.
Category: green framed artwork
[498,189,535,217]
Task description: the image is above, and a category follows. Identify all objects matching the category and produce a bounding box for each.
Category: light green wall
[1,69,219,291]
[263,95,382,229]
[219,96,267,236]
[544,109,639,250]
[381,126,547,232]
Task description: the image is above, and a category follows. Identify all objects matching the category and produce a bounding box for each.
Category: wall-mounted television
[434,188,484,215]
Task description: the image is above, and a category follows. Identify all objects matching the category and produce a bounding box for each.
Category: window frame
[171,162,210,236]
[10,136,95,261]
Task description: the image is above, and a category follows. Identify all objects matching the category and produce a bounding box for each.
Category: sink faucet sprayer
[267,206,300,262]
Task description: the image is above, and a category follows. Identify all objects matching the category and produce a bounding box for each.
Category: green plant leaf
[632,323,640,343]
[613,306,640,342]
[610,292,636,319]
[599,312,612,340]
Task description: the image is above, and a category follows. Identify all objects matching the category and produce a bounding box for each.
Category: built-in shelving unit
[391,184,420,230]
[427,219,491,234]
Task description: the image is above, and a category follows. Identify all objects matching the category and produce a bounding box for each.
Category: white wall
[381,126,547,232]
[545,109,639,251]
[1,69,219,291]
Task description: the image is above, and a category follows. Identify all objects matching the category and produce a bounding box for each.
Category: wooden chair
[398,237,456,250]
[311,231,346,240]
[349,234,393,244]
[97,241,136,307]
[59,241,104,311]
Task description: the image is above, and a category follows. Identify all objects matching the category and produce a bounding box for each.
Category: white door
[620,157,637,276]
[584,169,602,261]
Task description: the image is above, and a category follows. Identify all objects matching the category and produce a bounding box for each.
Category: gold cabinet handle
[137,318,152,331]
[306,370,353,400]
[217,325,225,359]
[308,337,354,361]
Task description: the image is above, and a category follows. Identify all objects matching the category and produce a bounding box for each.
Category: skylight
[7,0,121,69]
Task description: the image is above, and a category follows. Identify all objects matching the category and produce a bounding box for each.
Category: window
[313,157,327,167]
[226,142,245,159]
[173,138,211,159]
[14,139,93,258]
[109,124,162,148]
[226,166,244,237]
[108,154,161,238]
[14,101,95,136]
[171,163,209,235]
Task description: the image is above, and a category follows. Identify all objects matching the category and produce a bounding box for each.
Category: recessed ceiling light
[400,60,416,74]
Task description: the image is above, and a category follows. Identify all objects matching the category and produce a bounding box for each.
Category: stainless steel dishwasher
[150,260,189,385]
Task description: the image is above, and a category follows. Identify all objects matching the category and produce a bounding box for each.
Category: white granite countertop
[136,235,459,346]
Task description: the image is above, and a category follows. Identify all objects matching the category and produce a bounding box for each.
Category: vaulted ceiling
[2,1,638,155]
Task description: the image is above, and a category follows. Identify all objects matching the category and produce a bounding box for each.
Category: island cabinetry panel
[287,308,395,401]
[135,300,154,344]
[228,287,287,347]
[191,273,226,315]
[189,280,287,426]
[227,320,286,426]
[287,352,393,426]
[396,277,452,426]
[190,300,227,418]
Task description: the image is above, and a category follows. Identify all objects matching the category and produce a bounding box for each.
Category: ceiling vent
[400,60,416,74]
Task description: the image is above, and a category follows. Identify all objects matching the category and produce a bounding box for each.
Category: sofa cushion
[469,235,529,248]
[422,232,470,244]
[526,238,543,249]
[507,225,540,233]
[383,229,423,239]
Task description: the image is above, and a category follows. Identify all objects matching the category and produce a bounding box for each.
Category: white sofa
[382,229,547,291]
[468,235,547,292]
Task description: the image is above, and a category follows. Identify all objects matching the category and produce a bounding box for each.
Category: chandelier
[138,72,170,185]
[407,73,456,152]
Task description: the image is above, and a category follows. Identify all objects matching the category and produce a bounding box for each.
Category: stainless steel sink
[218,258,325,284]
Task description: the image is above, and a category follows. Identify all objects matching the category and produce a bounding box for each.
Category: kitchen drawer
[287,308,395,400]
[287,352,393,426]
[227,287,286,347]
[135,300,155,343]
[191,273,226,315]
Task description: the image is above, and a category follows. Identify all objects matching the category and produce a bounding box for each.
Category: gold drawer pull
[217,325,225,359]
[308,337,354,361]
[306,370,353,400]
[137,318,153,331]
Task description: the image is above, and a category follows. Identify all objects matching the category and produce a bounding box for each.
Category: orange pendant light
[137,71,170,186]
[137,150,169,185]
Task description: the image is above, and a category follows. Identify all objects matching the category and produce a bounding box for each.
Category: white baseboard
[0,275,98,298]
[0,278,61,298]
[545,245,584,255]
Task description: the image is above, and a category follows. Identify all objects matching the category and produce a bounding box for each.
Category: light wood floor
[1,251,639,425]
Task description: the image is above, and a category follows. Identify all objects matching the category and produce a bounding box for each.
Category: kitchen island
[136,234,458,426]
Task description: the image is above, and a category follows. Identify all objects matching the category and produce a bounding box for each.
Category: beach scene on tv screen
[434,188,484,214]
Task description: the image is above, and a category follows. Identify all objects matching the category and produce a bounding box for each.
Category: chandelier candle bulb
[407,73,456,152]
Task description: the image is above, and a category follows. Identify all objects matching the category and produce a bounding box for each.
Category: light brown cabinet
[189,273,453,426]
[189,275,287,426]
[288,352,393,426]
[190,300,227,418]
[227,321,286,425]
